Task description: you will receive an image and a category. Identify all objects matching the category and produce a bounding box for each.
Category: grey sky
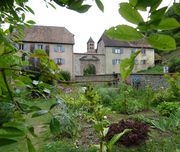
[26,0,173,53]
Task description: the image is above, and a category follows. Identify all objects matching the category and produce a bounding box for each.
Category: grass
[138,65,164,74]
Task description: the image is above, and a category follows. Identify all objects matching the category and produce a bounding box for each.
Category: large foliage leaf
[106,25,144,41]
[150,7,167,21]
[120,50,141,81]
[50,117,60,134]
[108,129,131,152]
[147,34,176,51]
[155,18,180,30]
[119,3,143,24]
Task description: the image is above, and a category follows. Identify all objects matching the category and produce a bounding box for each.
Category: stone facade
[75,74,169,89]
[17,25,74,77]
[73,53,105,76]
[19,26,155,79]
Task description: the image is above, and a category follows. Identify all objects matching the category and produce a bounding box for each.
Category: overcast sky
[26,0,173,53]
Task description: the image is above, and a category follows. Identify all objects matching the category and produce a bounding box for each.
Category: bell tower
[87,37,95,53]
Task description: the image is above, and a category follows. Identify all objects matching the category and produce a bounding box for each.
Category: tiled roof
[22,25,74,44]
[98,33,151,48]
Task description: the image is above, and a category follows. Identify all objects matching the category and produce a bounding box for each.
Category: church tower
[87,37,95,53]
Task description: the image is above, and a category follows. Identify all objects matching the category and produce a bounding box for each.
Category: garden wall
[74,74,171,89]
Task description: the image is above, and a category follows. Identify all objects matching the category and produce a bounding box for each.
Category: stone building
[17,25,74,76]
[97,33,154,74]
[18,25,154,78]
[73,37,105,76]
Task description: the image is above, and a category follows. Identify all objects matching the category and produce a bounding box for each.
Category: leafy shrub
[59,70,71,81]
[149,111,180,132]
[96,87,117,106]
[83,64,96,76]
[157,102,180,117]
[168,58,180,73]
[50,101,80,138]
[105,120,149,147]
[0,102,14,126]
[111,98,143,114]
[152,74,180,106]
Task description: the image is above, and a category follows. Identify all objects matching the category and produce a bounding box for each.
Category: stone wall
[75,73,170,89]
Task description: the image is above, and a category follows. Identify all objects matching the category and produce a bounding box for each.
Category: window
[37,44,44,50]
[134,60,138,64]
[112,59,121,65]
[141,49,146,55]
[131,48,136,54]
[54,58,65,65]
[140,60,146,64]
[112,48,123,54]
[19,44,24,50]
[54,45,65,52]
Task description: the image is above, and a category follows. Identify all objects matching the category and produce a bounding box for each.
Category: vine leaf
[147,34,176,51]
[119,3,144,24]
[106,25,144,41]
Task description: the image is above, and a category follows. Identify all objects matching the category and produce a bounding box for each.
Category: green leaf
[155,18,180,30]
[133,0,162,12]
[75,5,91,13]
[0,138,17,147]
[50,117,60,134]
[48,2,56,9]
[106,25,144,41]
[95,0,104,12]
[25,5,35,14]
[173,3,180,16]
[22,13,25,21]
[120,50,141,81]
[150,7,167,21]
[32,110,49,118]
[26,20,36,24]
[129,0,137,7]
[119,3,143,24]
[0,127,25,138]
[108,129,131,152]
[147,34,176,51]
[26,137,36,152]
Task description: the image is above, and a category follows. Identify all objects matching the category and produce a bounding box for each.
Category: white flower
[32,80,39,85]
[104,116,107,119]
[43,88,51,94]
